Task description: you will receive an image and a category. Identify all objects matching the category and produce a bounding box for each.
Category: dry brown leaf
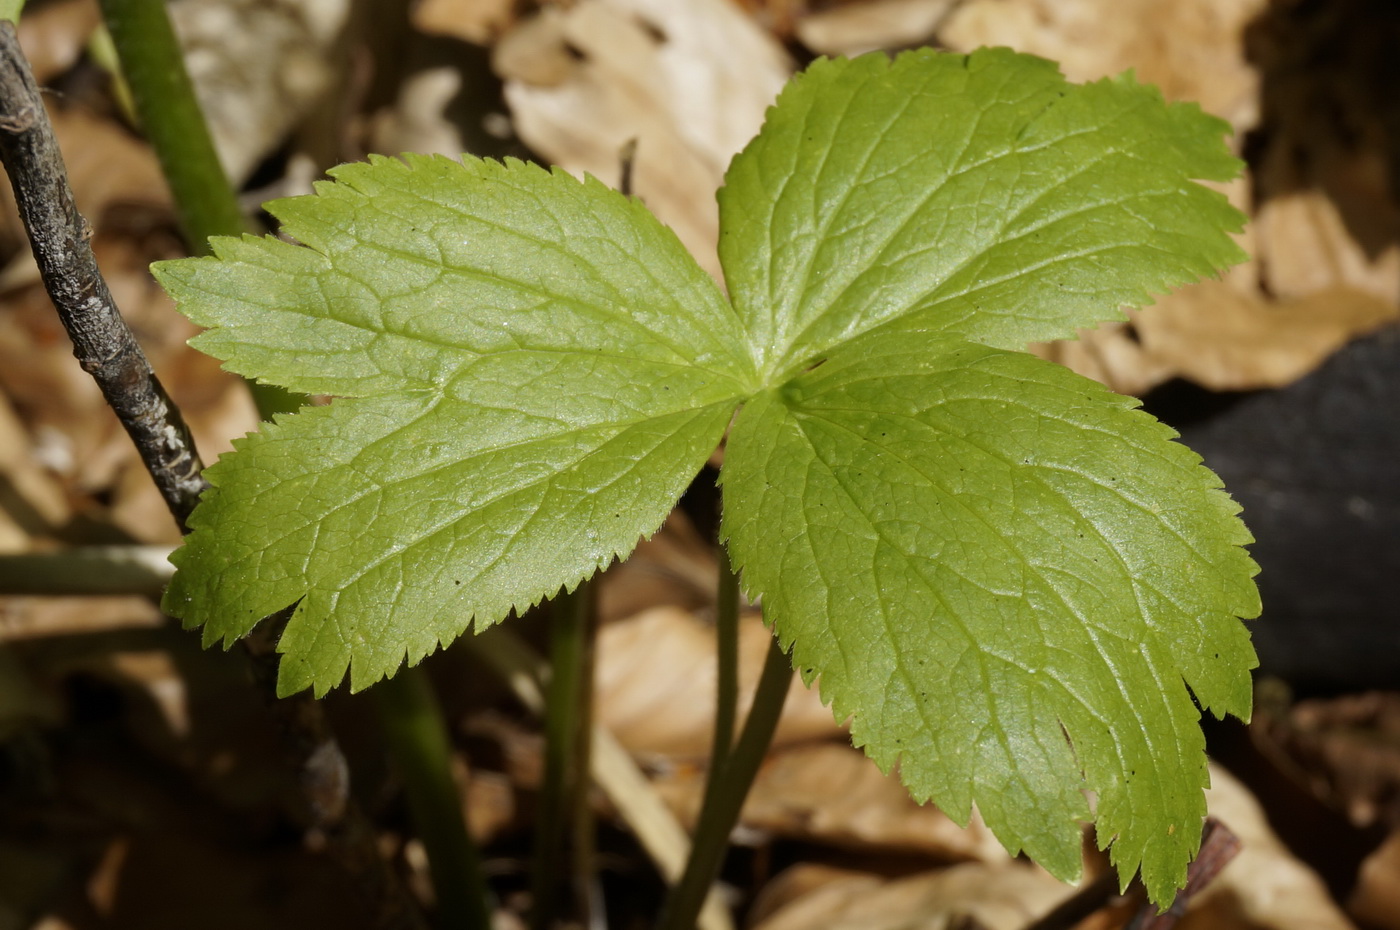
[1349,828,1400,930]
[748,864,880,929]
[1247,1,1400,305]
[107,649,190,737]
[1126,283,1397,391]
[1183,763,1357,930]
[0,393,70,551]
[596,510,717,624]
[173,0,349,184]
[0,103,176,499]
[750,861,1072,930]
[0,595,163,642]
[16,0,102,84]
[461,766,517,844]
[412,0,518,45]
[1038,283,1399,395]
[940,0,1265,127]
[1254,188,1400,305]
[495,0,791,279]
[1254,691,1400,830]
[0,104,171,266]
[0,270,129,494]
[367,63,472,160]
[594,605,836,760]
[795,0,958,57]
[657,740,1008,862]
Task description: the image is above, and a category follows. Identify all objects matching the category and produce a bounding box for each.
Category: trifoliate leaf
[718,47,1246,382]
[159,153,754,694]
[720,329,1259,901]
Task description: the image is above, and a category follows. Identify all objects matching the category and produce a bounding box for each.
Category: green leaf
[159,153,754,694]
[718,47,1246,382]
[721,329,1259,900]
[160,48,1260,905]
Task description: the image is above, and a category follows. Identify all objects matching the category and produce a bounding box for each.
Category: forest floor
[0,1,1397,928]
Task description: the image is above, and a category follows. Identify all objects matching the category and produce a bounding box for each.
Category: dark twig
[1125,818,1240,930]
[0,25,426,930]
[0,21,204,529]
[1025,818,1240,930]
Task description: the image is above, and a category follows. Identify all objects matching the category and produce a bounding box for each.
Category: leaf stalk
[374,667,493,930]
[701,551,741,810]
[531,580,599,929]
[654,627,793,930]
[93,4,482,924]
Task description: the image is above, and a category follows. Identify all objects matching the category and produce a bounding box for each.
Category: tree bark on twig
[0,21,204,529]
[0,23,426,930]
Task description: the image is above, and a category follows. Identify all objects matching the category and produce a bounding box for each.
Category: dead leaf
[1184,763,1358,930]
[0,393,71,551]
[596,510,717,624]
[748,864,880,929]
[655,740,1008,863]
[594,605,836,760]
[1253,691,1400,830]
[1246,1,1400,304]
[0,596,163,642]
[795,0,958,57]
[750,861,1072,930]
[172,0,350,184]
[1254,188,1400,305]
[940,0,1265,128]
[1349,828,1400,930]
[0,103,176,501]
[16,0,102,84]
[495,0,791,279]
[412,0,518,45]
[1038,283,1399,395]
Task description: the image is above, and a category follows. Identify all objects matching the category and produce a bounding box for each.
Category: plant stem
[0,27,427,930]
[374,668,492,930]
[531,580,598,930]
[654,632,793,930]
[701,554,741,811]
[0,546,174,596]
[571,593,600,927]
[467,626,734,930]
[0,22,205,527]
[96,0,296,419]
[92,5,480,924]
[95,0,243,250]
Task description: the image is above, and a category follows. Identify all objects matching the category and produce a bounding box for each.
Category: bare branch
[0,21,205,529]
[0,25,427,928]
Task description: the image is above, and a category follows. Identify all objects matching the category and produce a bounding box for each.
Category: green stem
[531,580,597,930]
[655,632,793,930]
[97,3,482,922]
[374,669,492,930]
[570,589,599,923]
[700,554,740,813]
[96,0,245,251]
[97,0,296,419]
